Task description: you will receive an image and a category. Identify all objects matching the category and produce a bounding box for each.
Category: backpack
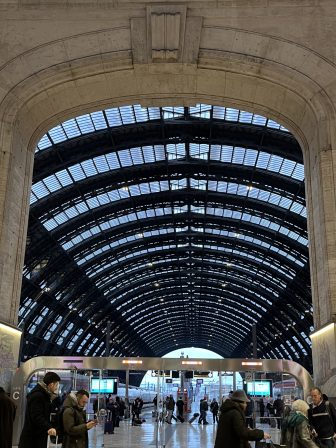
[52,407,76,444]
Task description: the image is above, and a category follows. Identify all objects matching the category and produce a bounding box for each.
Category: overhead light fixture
[181,361,203,365]
[310,323,335,339]
[122,360,143,365]
[241,361,263,366]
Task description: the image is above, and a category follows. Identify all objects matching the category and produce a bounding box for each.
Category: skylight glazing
[38,178,305,232]
[30,145,304,205]
[35,105,289,153]
[21,103,312,364]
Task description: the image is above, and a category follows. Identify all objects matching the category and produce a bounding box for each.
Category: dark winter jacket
[176,399,184,414]
[62,393,89,448]
[211,401,219,414]
[274,398,285,416]
[201,400,209,412]
[281,411,319,448]
[0,390,16,448]
[214,399,264,448]
[18,383,54,448]
[308,400,336,440]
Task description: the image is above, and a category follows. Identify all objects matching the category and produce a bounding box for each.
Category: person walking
[19,371,61,448]
[214,390,271,448]
[198,398,209,424]
[176,396,185,421]
[166,395,175,424]
[0,387,16,448]
[281,399,319,447]
[62,389,97,448]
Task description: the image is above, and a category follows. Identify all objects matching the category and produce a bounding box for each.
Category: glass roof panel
[31,143,305,205]
[35,105,290,153]
[90,111,108,130]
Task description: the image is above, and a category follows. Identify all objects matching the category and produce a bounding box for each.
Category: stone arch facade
[1,1,336,392]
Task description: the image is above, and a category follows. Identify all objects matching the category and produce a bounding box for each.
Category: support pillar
[310,323,336,395]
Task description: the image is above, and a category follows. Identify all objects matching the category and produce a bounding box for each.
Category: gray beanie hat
[231,390,250,403]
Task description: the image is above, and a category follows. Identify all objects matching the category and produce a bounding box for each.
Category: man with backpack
[308,387,336,447]
[62,389,97,448]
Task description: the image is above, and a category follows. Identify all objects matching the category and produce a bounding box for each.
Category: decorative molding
[150,11,181,61]
[131,6,202,64]
[147,5,186,63]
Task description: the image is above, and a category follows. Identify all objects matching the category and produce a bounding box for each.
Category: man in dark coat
[214,390,271,448]
[0,386,17,448]
[19,371,61,448]
[273,394,285,429]
[308,387,336,447]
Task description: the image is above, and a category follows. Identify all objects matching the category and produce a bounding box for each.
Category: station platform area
[82,408,281,448]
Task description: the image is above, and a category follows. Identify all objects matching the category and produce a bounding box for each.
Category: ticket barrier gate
[11,357,313,447]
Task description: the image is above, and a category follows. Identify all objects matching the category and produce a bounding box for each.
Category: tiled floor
[86,409,281,448]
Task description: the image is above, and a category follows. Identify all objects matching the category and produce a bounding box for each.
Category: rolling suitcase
[188,412,200,424]
[104,419,114,434]
[104,411,114,434]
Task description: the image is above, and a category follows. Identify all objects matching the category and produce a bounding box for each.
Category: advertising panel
[0,321,22,391]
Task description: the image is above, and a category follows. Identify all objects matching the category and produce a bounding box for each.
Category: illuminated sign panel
[193,371,213,378]
[90,378,118,394]
[246,380,272,397]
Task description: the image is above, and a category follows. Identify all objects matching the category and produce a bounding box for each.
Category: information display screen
[246,380,272,397]
[90,378,118,394]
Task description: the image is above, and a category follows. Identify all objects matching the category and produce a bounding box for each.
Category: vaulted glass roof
[20,104,312,369]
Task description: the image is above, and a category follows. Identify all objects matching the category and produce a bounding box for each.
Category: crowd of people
[1,371,336,448]
[214,387,336,448]
[12,372,129,448]
[93,394,127,433]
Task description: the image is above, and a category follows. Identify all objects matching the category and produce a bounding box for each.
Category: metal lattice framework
[19,104,313,370]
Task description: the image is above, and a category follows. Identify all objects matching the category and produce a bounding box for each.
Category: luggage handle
[47,435,58,448]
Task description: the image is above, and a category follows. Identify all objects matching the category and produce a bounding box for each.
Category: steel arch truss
[20,104,312,371]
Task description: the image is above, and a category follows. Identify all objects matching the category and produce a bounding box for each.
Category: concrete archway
[1,6,336,393]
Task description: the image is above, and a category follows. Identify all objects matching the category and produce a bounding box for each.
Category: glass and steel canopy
[20,104,312,369]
